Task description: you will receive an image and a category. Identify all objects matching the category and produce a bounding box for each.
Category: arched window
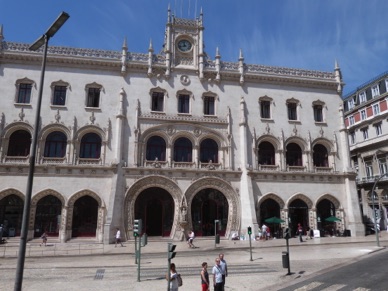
[258,141,275,165]
[313,144,329,167]
[173,137,192,162]
[80,133,101,159]
[286,143,302,166]
[7,130,31,156]
[44,131,67,157]
[146,136,166,161]
[200,138,218,163]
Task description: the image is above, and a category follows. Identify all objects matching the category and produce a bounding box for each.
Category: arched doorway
[34,195,62,238]
[260,198,281,238]
[0,194,23,237]
[316,199,336,236]
[72,195,98,237]
[288,199,308,234]
[135,187,174,237]
[191,189,229,236]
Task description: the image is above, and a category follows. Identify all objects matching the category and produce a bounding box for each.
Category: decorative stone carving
[180,75,190,85]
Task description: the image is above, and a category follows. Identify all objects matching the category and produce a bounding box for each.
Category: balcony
[199,162,222,170]
[286,165,306,172]
[314,166,333,173]
[356,174,388,185]
[3,156,29,164]
[258,164,279,171]
[171,161,195,169]
[144,159,168,168]
[77,158,102,165]
[41,157,67,164]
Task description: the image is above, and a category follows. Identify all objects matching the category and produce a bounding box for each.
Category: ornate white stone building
[0,9,364,243]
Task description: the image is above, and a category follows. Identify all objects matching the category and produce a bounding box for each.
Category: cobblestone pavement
[1,233,387,291]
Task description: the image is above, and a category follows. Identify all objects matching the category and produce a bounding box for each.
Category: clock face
[177,39,192,52]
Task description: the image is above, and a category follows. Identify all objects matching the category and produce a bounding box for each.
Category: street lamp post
[14,12,69,291]
[371,173,388,248]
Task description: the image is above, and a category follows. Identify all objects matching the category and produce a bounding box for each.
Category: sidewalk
[1,231,387,258]
[1,233,387,291]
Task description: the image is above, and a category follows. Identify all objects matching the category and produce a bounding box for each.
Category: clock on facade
[177,39,192,52]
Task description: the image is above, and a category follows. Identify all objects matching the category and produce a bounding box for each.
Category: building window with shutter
[204,96,215,115]
[371,84,380,97]
[151,91,164,112]
[17,83,33,104]
[53,85,67,106]
[87,88,100,108]
[260,100,271,119]
[287,102,298,120]
[313,105,323,122]
[178,94,190,114]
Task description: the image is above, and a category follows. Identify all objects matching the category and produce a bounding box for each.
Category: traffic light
[134,219,142,237]
[168,243,176,260]
[284,227,291,240]
[247,226,252,235]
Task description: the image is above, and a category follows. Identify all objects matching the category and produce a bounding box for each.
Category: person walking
[115,228,124,247]
[297,223,303,242]
[168,263,179,291]
[219,253,228,291]
[212,258,223,291]
[187,230,195,248]
[200,262,210,291]
[40,231,48,246]
[261,224,268,240]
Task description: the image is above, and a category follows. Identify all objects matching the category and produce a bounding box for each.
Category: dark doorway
[72,195,98,237]
[316,199,336,236]
[289,199,308,235]
[260,198,281,237]
[191,189,228,236]
[0,194,23,236]
[135,187,174,237]
[260,198,281,222]
[34,195,62,238]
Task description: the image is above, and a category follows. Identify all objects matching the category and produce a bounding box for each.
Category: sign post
[248,226,253,261]
[283,227,291,275]
[214,220,220,248]
[134,219,143,281]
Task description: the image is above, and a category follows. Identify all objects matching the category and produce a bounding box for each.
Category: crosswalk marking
[320,284,346,291]
[294,282,323,291]
[291,282,371,291]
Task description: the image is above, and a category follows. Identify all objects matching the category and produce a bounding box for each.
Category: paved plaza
[1,233,387,290]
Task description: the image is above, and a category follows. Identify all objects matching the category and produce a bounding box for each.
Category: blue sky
[1,0,388,96]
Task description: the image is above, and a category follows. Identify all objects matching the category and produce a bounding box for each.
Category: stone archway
[0,189,24,238]
[125,176,183,240]
[185,177,239,238]
[286,194,313,234]
[66,190,105,242]
[31,189,65,239]
[315,194,343,235]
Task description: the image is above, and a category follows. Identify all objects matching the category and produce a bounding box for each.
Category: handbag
[177,274,183,286]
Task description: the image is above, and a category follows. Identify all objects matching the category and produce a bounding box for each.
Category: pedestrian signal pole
[248,226,253,261]
[167,243,177,291]
[134,219,143,281]
[283,227,291,275]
